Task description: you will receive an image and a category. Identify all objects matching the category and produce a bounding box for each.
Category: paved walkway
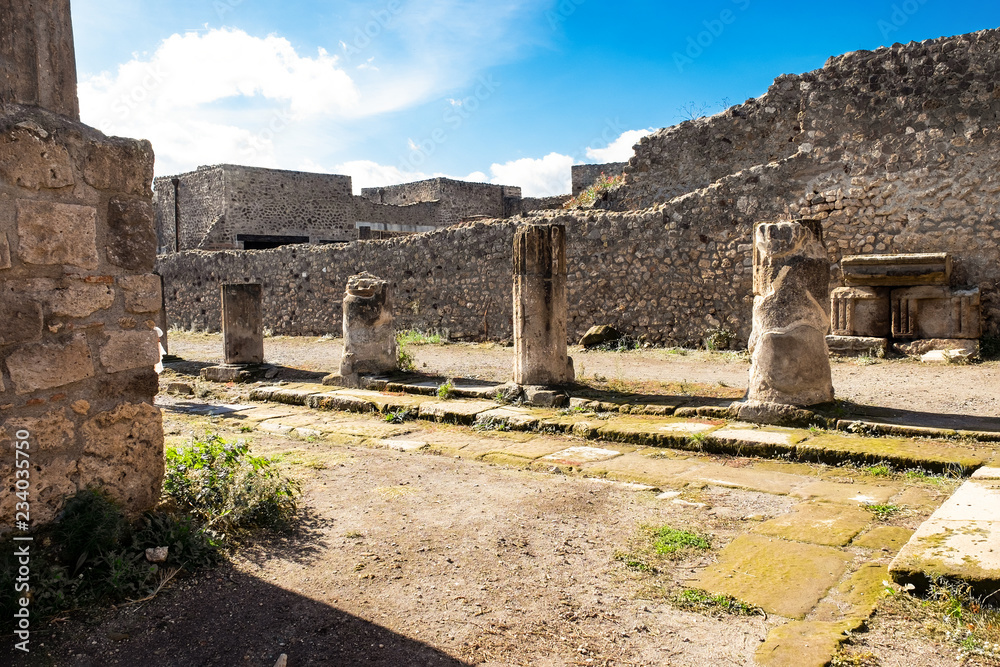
[159,375,1000,667]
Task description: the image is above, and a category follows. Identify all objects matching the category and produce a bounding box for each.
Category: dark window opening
[237,234,309,250]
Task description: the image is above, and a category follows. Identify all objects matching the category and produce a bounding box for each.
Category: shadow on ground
[7,564,469,667]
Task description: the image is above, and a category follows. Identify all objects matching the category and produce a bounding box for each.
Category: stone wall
[1,105,164,526]
[352,196,440,234]
[361,177,522,225]
[571,163,628,196]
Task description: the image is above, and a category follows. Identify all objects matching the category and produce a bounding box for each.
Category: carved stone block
[830,286,890,337]
[891,286,981,340]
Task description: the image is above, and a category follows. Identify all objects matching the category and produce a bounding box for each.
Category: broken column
[329,272,397,387]
[740,220,834,419]
[201,283,269,382]
[0,0,163,527]
[513,224,574,396]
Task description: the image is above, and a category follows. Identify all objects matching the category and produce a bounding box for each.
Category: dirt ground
[9,333,992,666]
[19,410,963,667]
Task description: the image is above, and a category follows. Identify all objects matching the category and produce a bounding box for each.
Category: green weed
[864,503,903,521]
[437,380,455,399]
[652,526,711,556]
[672,588,759,616]
[396,330,444,346]
[563,172,625,209]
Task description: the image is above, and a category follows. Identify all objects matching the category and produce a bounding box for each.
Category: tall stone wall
[1,105,164,526]
[352,196,440,233]
[361,177,522,225]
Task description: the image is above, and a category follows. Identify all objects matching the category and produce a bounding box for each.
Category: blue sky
[70,0,1000,195]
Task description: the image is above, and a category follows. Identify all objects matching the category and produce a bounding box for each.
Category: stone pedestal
[830,286,890,337]
[746,219,834,407]
[0,2,164,527]
[513,224,574,387]
[336,273,397,387]
[221,283,264,363]
[891,286,980,339]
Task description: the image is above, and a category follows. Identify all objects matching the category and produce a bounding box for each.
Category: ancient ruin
[745,219,834,408]
[329,272,397,388]
[0,0,163,525]
[200,283,269,382]
[513,224,574,390]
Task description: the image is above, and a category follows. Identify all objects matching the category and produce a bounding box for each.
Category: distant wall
[571,163,628,196]
[361,178,521,225]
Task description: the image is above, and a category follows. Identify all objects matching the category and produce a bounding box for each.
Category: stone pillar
[0,0,80,119]
[339,272,397,385]
[513,224,574,386]
[746,219,834,408]
[222,283,264,364]
[0,3,163,527]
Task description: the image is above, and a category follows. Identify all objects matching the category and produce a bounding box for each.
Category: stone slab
[100,330,160,374]
[475,407,539,431]
[201,364,270,383]
[679,464,805,496]
[755,619,863,667]
[825,335,888,357]
[890,517,1000,597]
[791,480,898,505]
[656,421,717,434]
[377,439,429,452]
[305,392,377,414]
[418,401,496,425]
[6,333,95,394]
[754,502,872,547]
[852,526,914,552]
[929,479,1000,522]
[487,437,573,462]
[798,435,987,474]
[580,451,700,487]
[841,252,951,286]
[538,446,624,467]
[972,467,1000,480]
[695,534,853,620]
[248,386,321,405]
[710,427,800,455]
[16,200,99,269]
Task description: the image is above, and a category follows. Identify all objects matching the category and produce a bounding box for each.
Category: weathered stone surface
[2,408,74,451]
[80,402,164,511]
[20,457,79,525]
[891,286,981,339]
[522,385,568,408]
[825,335,888,357]
[16,199,98,269]
[106,196,156,271]
[83,139,155,197]
[748,220,833,407]
[119,274,162,313]
[99,330,160,374]
[0,126,74,189]
[853,526,914,551]
[200,364,269,383]
[731,400,817,427]
[6,333,94,393]
[0,232,9,268]
[842,253,951,287]
[47,280,115,318]
[538,446,623,466]
[756,619,863,667]
[894,338,979,357]
[579,324,621,348]
[340,273,396,381]
[830,286,890,337]
[695,534,852,619]
[513,224,574,386]
[754,502,871,547]
[222,283,264,365]
[0,0,80,118]
[418,400,496,425]
[0,281,42,344]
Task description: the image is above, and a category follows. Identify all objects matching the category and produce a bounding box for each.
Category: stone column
[0,1,163,526]
[338,272,397,385]
[746,219,833,407]
[513,224,574,386]
[0,0,80,119]
[222,283,264,364]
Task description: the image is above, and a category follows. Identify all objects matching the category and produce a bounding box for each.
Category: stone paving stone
[257,420,295,434]
[475,407,540,431]
[813,563,889,622]
[797,434,991,474]
[890,471,1000,595]
[892,485,950,511]
[755,619,863,667]
[581,451,701,487]
[249,386,322,405]
[708,426,802,457]
[306,391,377,413]
[753,502,872,547]
[538,446,624,467]
[694,534,852,619]
[376,439,429,452]
[655,421,717,434]
[594,417,702,449]
[852,526,914,551]
[230,405,305,422]
[791,480,898,505]
[679,464,805,495]
[418,400,497,425]
[491,437,571,461]
[972,466,1000,479]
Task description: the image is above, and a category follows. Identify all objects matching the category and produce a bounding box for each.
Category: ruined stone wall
[572,163,628,196]
[520,195,571,212]
[1,105,164,526]
[360,178,521,225]
[352,196,441,232]
[153,167,225,252]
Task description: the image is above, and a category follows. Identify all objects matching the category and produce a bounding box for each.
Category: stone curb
[246,385,994,475]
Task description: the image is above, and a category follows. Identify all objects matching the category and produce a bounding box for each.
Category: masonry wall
[0,105,164,526]
[572,163,628,196]
[352,196,441,232]
[361,178,522,225]
[159,30,1000,347]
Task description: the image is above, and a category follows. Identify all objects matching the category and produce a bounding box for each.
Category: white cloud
[487,152,575,197]
[585,128,654,162]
